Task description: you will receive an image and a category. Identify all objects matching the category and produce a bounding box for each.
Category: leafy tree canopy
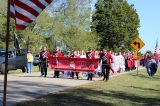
[92,0,140,52]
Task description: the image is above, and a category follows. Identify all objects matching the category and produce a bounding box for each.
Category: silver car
[0,49,27,74]
[33,54,40,66]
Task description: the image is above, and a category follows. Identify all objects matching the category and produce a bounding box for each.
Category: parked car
[0,49,27,74]
[33,54,40,66]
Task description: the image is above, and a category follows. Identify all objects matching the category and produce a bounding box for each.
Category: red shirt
[86,51,95,59]
[53,50,58,56]
[100,52,113,64]
[58,51,62,57]
[40,51,50,61]
[69,52,75,58]
[53,50,62,57]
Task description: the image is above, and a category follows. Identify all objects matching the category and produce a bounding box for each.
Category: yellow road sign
[134,51,141,60]
[131,37,145,51]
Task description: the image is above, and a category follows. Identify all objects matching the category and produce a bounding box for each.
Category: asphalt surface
[0,71,101,106]
[0,68,143,106]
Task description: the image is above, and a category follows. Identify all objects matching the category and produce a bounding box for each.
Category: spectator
[27,50,33,73]
[146,54,158,78]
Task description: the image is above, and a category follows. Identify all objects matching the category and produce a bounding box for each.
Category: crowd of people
[26,46,159,81]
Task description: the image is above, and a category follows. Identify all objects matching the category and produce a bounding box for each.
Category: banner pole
[3,0,11,106]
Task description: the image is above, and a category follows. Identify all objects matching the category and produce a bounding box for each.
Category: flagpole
[3,0,11,106]
[27,36,29,52]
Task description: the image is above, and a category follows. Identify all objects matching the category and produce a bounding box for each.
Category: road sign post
[134,51,141,60]
[131,37,145,75]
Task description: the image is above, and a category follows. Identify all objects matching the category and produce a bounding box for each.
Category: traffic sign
[131,37,145,51]
[134,51,141,60]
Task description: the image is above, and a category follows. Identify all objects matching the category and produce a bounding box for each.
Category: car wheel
[0,70,5,74]
[33,63,37,66]
[1,64,6,74]
[21,67,27,73]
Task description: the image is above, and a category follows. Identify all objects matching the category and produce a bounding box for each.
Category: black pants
[87,73,93,80]
[54,71,59,78]
[102,64,110,80]
[41,67,47,77]
[71,72,79,79]
[41,62,47,77]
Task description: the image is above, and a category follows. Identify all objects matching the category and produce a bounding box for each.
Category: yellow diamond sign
[131,37,145,51]
[134,51,141,60]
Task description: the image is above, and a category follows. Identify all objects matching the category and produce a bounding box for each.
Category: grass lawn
[8,66,52,75]
[16,67,160,106]
[7,66,40,74]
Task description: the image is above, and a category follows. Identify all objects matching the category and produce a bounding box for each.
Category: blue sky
[93,0,160,53]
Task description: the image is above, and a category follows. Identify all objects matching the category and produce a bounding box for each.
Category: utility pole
[26,36,30,52]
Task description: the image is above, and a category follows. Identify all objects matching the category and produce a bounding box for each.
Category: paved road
[0,71,101,106]
[0,68,143,106]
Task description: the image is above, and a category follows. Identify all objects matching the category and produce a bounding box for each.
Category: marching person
[53,48,62,78]
[118,52,125,72]
[86,47,95,80]
[39,46,50,77]
[146,51,158,78]
[70,50,79,79]
[100,49,113,81]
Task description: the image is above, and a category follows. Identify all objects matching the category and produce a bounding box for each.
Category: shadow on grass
[130,73,160,80]
[15,87,160,106]
[132,86,160,92]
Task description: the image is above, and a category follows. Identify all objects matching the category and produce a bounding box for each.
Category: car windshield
[35,55,39,57]
[0,51,14,58]
[0,51,5,57]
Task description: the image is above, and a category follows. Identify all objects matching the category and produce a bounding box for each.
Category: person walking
[100,49,113,81]
[39,46,50,77]
[27,50,33,73]
[86,48,95,80]
[146,53,158,78]
[53,48,62,78]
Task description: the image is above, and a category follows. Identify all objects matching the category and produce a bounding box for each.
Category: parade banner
[48,56,98,72]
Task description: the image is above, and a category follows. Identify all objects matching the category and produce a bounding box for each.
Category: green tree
[0,0,99,53]
[92,0,140,51]
[44,0,98,51]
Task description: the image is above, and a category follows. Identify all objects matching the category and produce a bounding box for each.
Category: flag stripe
[15,1,39,17]
[15,5,36,21]
[10,0,15,19]
[154,38,158,56]
[31,0,46,10]
[19,0,42,15]
[16,17,30,26]
[39,0,51,7]
[10,0,53,30]
[16,24,27,30]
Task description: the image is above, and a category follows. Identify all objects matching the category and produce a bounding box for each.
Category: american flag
[10,0,53,30]
[14,32,20,49]
[154,38,158,56]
